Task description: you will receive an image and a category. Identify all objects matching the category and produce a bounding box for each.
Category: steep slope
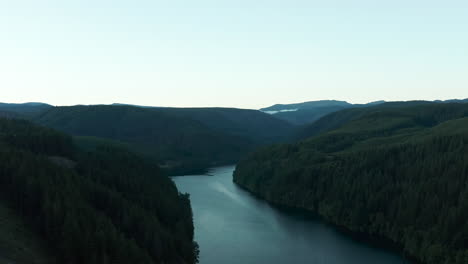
[158,107,293,143]
[0,200,55,264]
[294,101,450,139]
[0,118,198,263]
[234,102,468,264]
[34,105,293,174]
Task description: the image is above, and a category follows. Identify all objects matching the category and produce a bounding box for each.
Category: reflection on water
[173,166,409,264]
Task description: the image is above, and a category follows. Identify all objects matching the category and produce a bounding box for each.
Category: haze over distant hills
[0,102,52,117]
[260,99,468,125]
[259,100,385,125]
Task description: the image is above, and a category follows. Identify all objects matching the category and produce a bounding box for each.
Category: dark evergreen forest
[33,105,293,174]
[3,101,468,263]
[0,118,198,264]
[234,103,468,264]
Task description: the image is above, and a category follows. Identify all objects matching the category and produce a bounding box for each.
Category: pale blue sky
[1,0,467,108]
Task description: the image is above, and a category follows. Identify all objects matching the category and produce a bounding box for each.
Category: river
[173,165,409,264]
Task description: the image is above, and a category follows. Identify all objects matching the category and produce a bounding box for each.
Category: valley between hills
[0,99,467,264]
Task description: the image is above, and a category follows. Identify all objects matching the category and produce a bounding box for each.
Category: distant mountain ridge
[259,100,385,125]
[111,103,166,108]
[260,99,468,125]
[0,102,52,116]
[34,105,293,174]
[0,101,294,173]
[261,100,352,113]
[293,100,468,139]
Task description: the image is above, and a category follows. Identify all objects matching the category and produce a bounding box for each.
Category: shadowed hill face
[294,101,466,140]
[260,100,352,112]
[259,100,378,125]
[34,105,294,174]
[0,103,52,116]
[158,107,294,143]
[0,117,198,264]
[0,111,19,119]
[234,102,468,264]
[260,99,468,126]
[269,105,351,125]
[0,199,56,264]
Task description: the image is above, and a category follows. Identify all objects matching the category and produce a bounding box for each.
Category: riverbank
[232,178,418,264]
[174,165,407,264]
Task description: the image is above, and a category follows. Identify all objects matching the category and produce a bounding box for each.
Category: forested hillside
[0,199,55,264]
[234,102,468,264]
[260,100,352,125]
[0,103,52,117]
[294,101,456,139]
[262,99,467,127]
[0,118,198,264]
[34,105,293,174]
[158,107,293,144]
[260,100,386,125]
[0,111,19,119]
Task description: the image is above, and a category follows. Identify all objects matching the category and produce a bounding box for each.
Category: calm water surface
[173,165,409,264]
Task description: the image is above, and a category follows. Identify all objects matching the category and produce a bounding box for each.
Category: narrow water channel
[173,165,409,264]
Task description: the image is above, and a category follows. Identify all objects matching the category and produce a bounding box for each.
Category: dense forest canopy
[3,100,468,263]
[260,99,468,126]
[33,105,294,174]
[294,100,468,139]
[259,100,390,125]
[156,107,293,143]
[0,118,198,264]
[234,102,468,264]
